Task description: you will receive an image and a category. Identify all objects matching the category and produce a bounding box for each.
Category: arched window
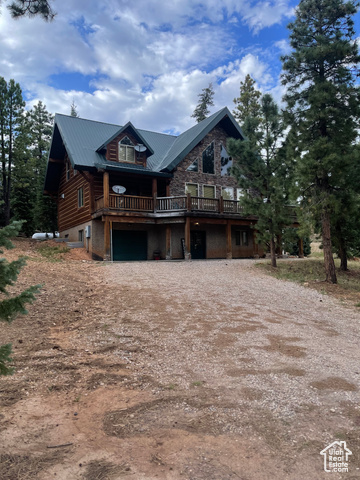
[119,136,135,163]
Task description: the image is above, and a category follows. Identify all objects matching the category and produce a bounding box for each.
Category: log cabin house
[45,107,283,261]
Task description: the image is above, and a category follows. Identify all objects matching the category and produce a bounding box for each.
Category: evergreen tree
[26,101,55,233]
[281,0,360,283]
[191,83,215,123]
[5,0,56,20]
[232,74,261,126]
[0,78,25,226]
[228,94,293,267]
[0,221,40,375]
[70,99,79,118]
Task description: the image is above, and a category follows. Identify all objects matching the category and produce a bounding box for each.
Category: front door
[191,231,206,259]
[112,230,148,261]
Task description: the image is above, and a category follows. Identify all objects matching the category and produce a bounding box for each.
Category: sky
[0,0,359,135]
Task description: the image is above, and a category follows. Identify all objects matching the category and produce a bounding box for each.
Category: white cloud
[0,0,296,133]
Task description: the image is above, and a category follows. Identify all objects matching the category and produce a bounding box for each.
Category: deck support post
[103,171,109,208]
[185,217,191,260]
[104,217,111,261]
[253,230,259,258]
[166,225,172,260]
[226,221,232,259]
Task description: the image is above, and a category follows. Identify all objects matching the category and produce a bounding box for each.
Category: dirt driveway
[1,241,360,479]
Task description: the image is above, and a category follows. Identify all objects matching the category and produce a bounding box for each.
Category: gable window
[118,136,135,163]
[186,158,199,172]
[78,187,84,208]
[236,231,249,246]
[203,185,215,198]
[202,142,215,174]
[222,187,234,200]
[185,183,199,197]
[220,144,232,176]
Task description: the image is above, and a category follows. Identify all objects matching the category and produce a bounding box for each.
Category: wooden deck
[94,193,246,215]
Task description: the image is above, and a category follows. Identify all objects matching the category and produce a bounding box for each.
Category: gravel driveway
[102,258,360,479]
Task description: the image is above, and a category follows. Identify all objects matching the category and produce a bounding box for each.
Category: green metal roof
[45,108,244,191]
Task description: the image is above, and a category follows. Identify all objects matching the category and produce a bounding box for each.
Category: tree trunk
[338,235,348,271]
[321,209,337,283]
[270,236,277,267]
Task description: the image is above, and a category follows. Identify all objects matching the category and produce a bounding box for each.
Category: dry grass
[256,258,360,305]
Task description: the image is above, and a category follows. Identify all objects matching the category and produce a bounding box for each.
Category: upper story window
[78,187,84,208]
[186,158,199,172]
[202,142,214,174]
[185,183,199,196]
[119,136,135,163]
[66,161,70,181]
[220,144,232,176]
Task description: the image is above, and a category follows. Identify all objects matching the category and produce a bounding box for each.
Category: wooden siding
[58,159,91,231]
[105,131,147,167]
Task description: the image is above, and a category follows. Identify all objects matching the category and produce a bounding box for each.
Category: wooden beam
[152,178,158,197]
[49,158,64,164]
[166,225,171,259]
[104,217,111,261]
[101,215,155,224]
[103,171,109,208]
[226,221,232,259]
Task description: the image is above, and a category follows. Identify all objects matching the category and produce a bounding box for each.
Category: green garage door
[112,231,148,261]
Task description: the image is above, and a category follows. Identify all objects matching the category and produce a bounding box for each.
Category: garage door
[112,231,148,261]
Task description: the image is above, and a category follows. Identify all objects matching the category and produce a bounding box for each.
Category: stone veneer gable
[169,125,239,198]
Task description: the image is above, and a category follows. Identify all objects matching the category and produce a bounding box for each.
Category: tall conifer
[281,0,360,283]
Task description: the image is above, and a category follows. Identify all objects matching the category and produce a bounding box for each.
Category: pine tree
[281,0,360,283]
[26,101,55,233]
[0,78,25,226]
[5,0,55,20]
[191,83,215,123]
[228,94,293,267]
[232,74,261,126]
[70,99,79,118]
[0,221,40,375]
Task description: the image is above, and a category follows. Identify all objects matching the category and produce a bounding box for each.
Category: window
[237,188,245,200]
[222,187,234,200]
[78,230,84,242]
[118,136,135,163]
[236,231,249,246]
[202,142,214,174]
[78,187,84,208]
[185,183,199,196]
[220,144,232,176]
[203,185,215,198]
[186,158,199,172]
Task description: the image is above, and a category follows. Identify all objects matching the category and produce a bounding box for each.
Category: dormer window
[119,136,135,163]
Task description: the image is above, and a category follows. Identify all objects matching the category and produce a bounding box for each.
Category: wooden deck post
[104,217,111,261]
[226,221,232,259]
[166,225,172,260]
[152,178,158,197]
[219,195,224,214]
[185,217,191,260]
[186,193,191,212]
[298,238,304,258]
[103,171,109,208]
[253,230,259,258]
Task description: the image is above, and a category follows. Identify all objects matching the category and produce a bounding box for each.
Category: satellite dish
[134,144,147,152]
[112,185,126,194]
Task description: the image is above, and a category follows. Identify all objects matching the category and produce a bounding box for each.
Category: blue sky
[0,0,359,134]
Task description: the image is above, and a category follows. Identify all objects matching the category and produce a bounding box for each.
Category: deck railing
[94,193,296,219]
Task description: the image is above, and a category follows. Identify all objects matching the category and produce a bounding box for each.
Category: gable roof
[45,107,244,191]
[155,107,244,172]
